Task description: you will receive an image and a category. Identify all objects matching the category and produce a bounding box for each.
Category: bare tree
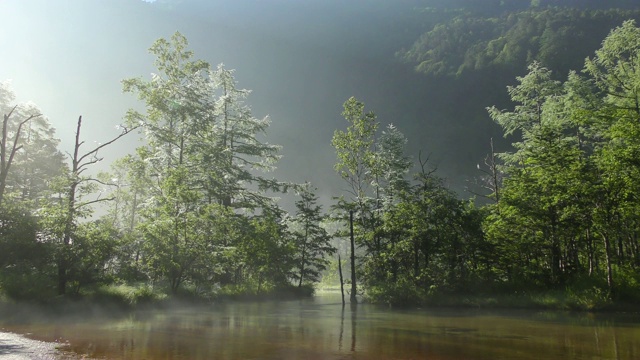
[56,115,138,295]
[468,138,502,207]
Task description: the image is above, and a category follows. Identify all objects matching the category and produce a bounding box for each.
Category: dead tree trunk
[57,116,138,295]
[338,253,345,306]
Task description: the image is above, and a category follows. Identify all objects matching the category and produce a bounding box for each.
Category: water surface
[1,294,639,359]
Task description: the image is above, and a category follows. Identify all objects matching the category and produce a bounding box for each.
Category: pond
[1,293,639,359]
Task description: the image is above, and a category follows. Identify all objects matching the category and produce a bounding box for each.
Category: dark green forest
[2,3,640,309]
[401,6,640,77]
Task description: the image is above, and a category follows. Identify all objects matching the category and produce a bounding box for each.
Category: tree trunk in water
[349,211,357,304]
[338,254,345,306]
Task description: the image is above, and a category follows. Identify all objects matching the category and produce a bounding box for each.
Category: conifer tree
[288,183,335,287]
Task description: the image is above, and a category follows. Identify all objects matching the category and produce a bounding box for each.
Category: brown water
[1,294,639,359]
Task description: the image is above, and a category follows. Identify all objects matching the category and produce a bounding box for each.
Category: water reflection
[351,303,357,353]
[339,305,344,351]
[0,295,639,359]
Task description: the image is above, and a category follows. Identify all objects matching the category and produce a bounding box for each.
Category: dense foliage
[1,14,640,309]
[400,7,640,77]
[483,21,640,299]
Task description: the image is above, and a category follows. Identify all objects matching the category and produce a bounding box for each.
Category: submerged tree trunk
[350,210,357,304]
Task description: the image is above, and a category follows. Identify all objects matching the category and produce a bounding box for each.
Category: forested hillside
[401,7,640,77]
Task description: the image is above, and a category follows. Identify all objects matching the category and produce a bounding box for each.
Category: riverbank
[0,331,69,359]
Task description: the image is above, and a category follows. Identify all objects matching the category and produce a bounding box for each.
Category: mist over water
[1,294,639,359]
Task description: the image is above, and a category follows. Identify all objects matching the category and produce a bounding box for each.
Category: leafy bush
[91,284,166,307]
[366,279,426,307]
[0,267,56,301]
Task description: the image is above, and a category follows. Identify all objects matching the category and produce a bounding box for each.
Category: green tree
[332,96,379,303]
[238,212,293,294]
[121,32,287,294]
[287,184,335,287]
[371,124,412,211]
[486,62,582,285]
[123,33,284,212]
[583,20,640,290]
[208,64,283,209]
[101,153,150,281]
[332,97,378,214]
[136,167,202,293]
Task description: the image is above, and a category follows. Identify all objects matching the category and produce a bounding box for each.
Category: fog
[0,0,507,206]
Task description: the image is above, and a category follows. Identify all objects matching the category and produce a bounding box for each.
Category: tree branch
[77,122,140,166]
[78,177,118,187]
[74,196,115,211]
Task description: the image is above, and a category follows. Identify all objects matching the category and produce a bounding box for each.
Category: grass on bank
[0,281,318,321]
[76,282,315,308]
[1,277,637,313]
